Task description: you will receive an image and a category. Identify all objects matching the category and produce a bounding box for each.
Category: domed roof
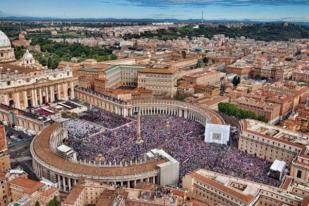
[23,50,34,60]
[0,30,11,48]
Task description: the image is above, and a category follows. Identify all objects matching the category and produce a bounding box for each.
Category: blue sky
[0,0,309,21]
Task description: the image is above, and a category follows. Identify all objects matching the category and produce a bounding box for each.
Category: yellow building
[182,70,225,86]
[239,119,308,164]
[290,146,309,183]
[9,176,59,206]
[0,56,76,110]
[0,125,10,173]
[0,31,77,110]
[232,97,281,123]
[138,67,177,98]
[183,169,306,206]
[63,179,193,206]
[0,172,10,206]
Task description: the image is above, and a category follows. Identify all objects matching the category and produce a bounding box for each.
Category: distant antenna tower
[201,10,204,24]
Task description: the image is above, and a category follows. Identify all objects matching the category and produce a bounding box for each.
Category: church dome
[0,30,11,48]
[23,50,34,60]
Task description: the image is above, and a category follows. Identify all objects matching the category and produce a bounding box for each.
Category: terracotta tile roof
[280,176,293,190]
[96,191,115,206]
[63,184,84,204]
[41,187,58,197]
[190,172,255,204]
[191,199,210,206]
[0,125,7,151]
[302,196,309,206]
[171,188,186,197]
[0,63,42,74]
[241,120,306,148]
[140,67,177,74]
[0,171,6,179]
[10,177,44,194]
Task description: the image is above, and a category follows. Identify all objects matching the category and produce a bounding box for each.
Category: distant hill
[0,16,309,26]
[124,23,309,41]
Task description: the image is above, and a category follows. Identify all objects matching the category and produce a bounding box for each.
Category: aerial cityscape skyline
[0,1,309,205]
[0,0,309,21]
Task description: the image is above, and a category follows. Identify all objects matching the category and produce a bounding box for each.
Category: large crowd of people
[80,108,132,129]
[65,119,102,139]
[66,109,280,187]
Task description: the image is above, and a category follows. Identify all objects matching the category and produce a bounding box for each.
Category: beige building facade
[0,172,10,206]
[183,169,306,206]
[239,119,307,164]
[0,125,10,173]
[0,64,76,110]
[138,67,177,98]
[232,97,281,123]
[0,32,77,111]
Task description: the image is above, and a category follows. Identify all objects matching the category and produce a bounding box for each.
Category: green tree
[203,57,209,64]
[35,201,40,206]
[232,76,241,87]
[47,197,59,206]
[47,57,52,69]
[14,46,26,59]
[218,102,267,122]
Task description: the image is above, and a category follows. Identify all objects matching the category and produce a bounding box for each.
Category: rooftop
[241,119,309,148]
[63,184,84,205]
[9,177,44,194]
[189,170,256,204]
[186,169,303,205]
[140,67,177,74]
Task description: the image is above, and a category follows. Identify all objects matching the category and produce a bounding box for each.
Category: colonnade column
[70,82,75,99]
[23,91,28,109]
[38,88,43,105]
[63,176,67,192]
[57,175,61,191]
[57,84,62,100]
[50,86,55,102]
[13,92,21,109]
[68,178,72,191]
[3,94,9,105]
[63,83,68,100]
[45,87,49,103]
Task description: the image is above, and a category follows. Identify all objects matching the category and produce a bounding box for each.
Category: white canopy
[270,160,286,173]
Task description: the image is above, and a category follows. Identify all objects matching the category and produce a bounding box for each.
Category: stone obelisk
[136,111,143,144]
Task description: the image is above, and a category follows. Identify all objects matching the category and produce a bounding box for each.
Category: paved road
[11,156,32,163]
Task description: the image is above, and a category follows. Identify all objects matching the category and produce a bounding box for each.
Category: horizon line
[1,15,309,23]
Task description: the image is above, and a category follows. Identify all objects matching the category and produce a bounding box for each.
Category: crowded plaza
[65,108,280,187]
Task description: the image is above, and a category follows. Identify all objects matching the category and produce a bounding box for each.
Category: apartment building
[183,169,306,206]
[239,119,308,164]
[232,97,281,123]
[138,67,177,98]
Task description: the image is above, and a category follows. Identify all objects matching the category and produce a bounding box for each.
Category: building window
[297,170,302,178]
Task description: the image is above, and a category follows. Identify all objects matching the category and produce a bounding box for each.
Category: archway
[42,96,46,104]
[28,99,32,108]
[68,88,72,99]
[54,93,58,102]
[9,100,14,108]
